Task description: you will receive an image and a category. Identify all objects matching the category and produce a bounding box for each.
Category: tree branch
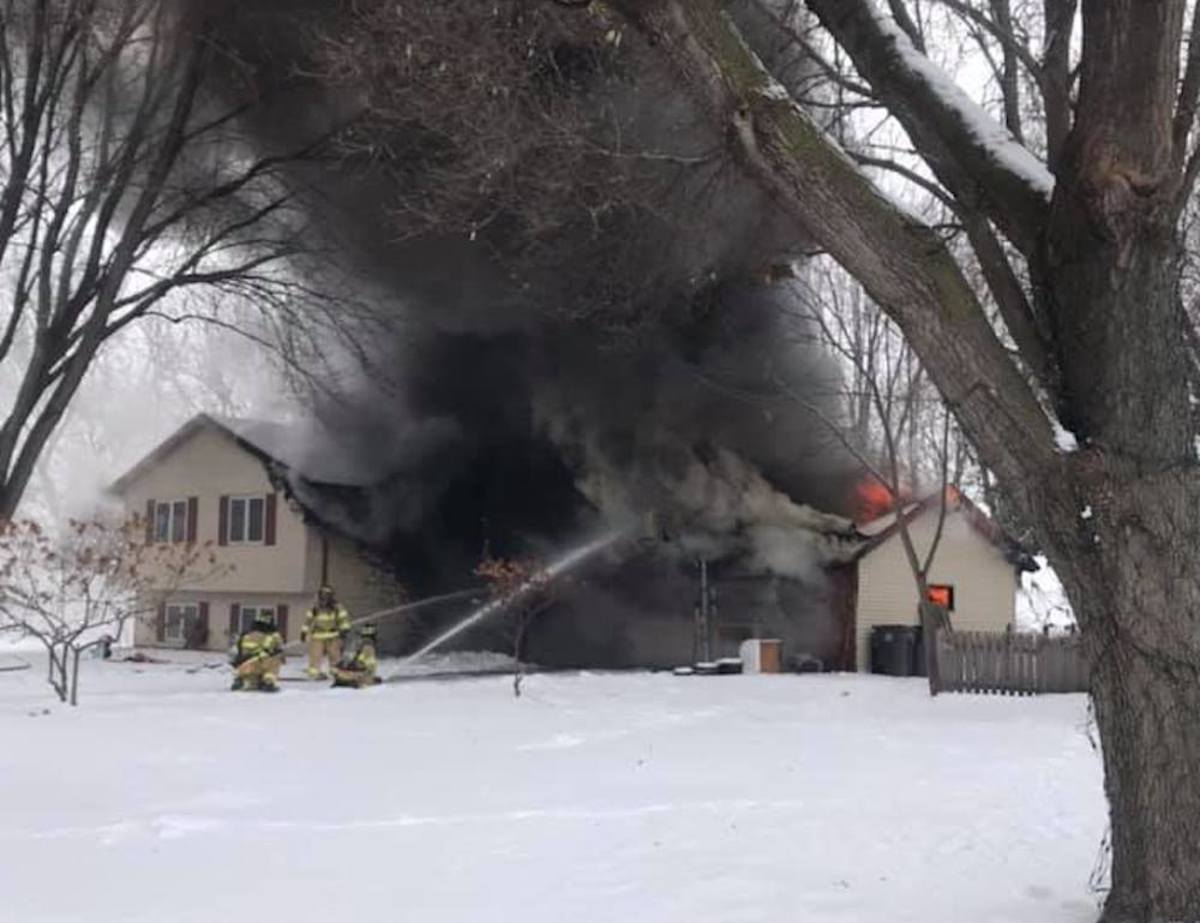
[611,0,1059,496]
[805,0,1052,257]
[959,210,1058,399]
[1040,0,1076,171]
[885,0,926,54]
[1174,0,1200,166]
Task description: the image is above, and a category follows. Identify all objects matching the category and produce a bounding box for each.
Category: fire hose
[278,586,486,654]
[279,528,627,661]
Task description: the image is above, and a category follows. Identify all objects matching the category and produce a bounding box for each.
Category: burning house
[109,3,1033,669]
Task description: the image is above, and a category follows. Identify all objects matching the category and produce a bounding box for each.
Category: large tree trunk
[1046,467,1200,922]
[1040,12,1200,912]
[1091,619,1200,922]
[607,2,1200,919]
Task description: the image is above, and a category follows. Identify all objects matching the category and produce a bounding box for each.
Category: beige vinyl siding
[120,420,405,652]
[855,506,1017,671]
[298,534,404,622]
[324,536,406,625]
[134,591,314,650]
[120,425,310,595]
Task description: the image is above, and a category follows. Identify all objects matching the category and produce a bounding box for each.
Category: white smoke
[571,431,860,581]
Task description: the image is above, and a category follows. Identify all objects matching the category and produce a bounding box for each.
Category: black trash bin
[912,625,927,677]
[870,624,919,676]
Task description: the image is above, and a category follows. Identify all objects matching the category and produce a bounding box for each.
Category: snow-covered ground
[0,653,1106,923]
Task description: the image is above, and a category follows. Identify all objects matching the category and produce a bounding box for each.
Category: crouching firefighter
[301,584,351,680]
[229,610,285,692]
[332,624,382,688]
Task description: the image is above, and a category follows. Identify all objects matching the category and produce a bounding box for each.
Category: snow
[1052,419,1079,453]
[1079,506,1093,521]
[873,16,1055,200]
[758,76,794,103]
[1017,557,1077,633]
[0,654,1106,922]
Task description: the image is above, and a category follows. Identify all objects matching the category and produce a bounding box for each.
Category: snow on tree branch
[806,0,1052,256]
[870,14,1054,198]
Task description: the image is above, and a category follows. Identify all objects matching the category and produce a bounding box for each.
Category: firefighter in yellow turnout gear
[331,624,382,688]
[302,585,351,680]
[229,610,284,692]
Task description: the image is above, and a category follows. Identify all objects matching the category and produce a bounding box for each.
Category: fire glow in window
[927,584,955,611]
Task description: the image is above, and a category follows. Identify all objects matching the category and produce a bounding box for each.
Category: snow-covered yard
[0,651,1106,923]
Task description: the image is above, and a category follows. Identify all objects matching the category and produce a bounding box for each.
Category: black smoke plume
[191,1,861,630]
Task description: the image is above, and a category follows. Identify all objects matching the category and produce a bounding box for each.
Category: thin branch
[806,0,1051,258]
[886,0,926,54]
[849,152,956,209]
[1174,0,1200,165]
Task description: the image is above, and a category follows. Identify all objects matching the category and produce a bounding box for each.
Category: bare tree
[310,0,733,341]
[771,264,968,687]
[598,0,1200,917]
[474,555,556,698]
[0,0,345,519]
[0,515,225,704]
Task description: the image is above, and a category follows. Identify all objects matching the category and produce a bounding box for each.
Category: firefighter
[331,624,382,688]
[301,584,351,680]
[229,610,284,692]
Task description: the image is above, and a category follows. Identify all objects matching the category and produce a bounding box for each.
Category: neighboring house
[109,414,404,653]
[849,490,1037,672]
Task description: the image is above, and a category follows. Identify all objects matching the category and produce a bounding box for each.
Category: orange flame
[853,477,911,523]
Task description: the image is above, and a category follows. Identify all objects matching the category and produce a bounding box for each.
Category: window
[229,496,266,544]
[165,604,198,642]
[927,584,956,611]
[153,500,189,544]
[238,605,275,634]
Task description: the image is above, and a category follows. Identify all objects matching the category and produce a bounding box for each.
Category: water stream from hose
[398,530,625,665]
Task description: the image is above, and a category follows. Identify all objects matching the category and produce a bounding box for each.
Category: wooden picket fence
[935,630,1089,695]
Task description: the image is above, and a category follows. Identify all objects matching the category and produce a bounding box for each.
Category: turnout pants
[307,637,342,678]
[331,667,380,688]
[236,655,283,690]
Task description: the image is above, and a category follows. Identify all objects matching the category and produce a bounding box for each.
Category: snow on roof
[873,14,1055,200]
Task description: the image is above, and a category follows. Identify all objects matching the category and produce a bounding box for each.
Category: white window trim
[165,603,198,642]
[237,604,276,635]
[154,498,189,544]
[227,494,267,546]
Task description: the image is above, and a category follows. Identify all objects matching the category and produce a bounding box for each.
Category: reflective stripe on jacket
[238,630,282,661]
[304,605,350,640]
[354,645,378,674]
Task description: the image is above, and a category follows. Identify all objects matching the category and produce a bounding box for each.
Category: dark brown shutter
[145,499,156,544]
[155,602,166,642]
[186,497,198,543]
[264,493,277,546]
[197,601,210,648]
[228,602,241,639]
[218,496,229,546]
[276,604,289,641]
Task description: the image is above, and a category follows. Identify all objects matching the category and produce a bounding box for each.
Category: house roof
[108,413,375,496]
[854,489,1038,572]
